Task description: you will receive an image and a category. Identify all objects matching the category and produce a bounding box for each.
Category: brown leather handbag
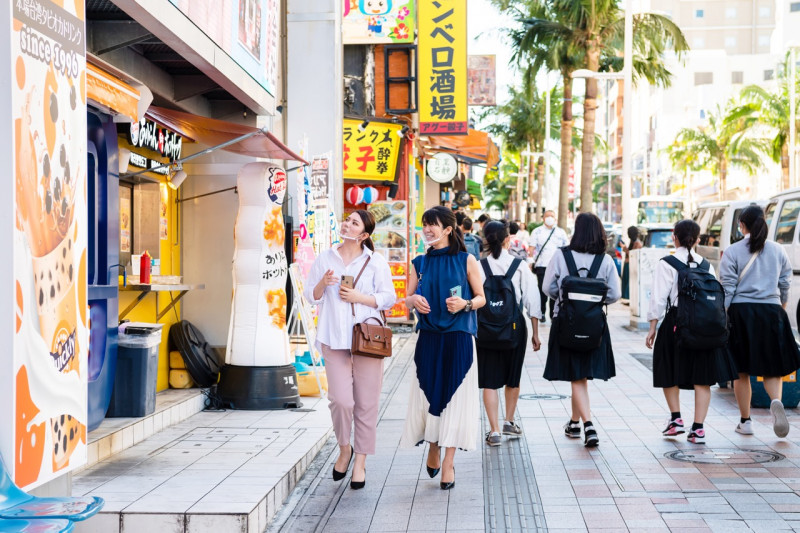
[349,256,392,359]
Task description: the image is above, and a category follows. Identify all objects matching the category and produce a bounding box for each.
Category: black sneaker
[584,427,599,447]
[564,420,581,438]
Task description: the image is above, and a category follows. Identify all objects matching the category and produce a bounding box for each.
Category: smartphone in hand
[449,285,462,298]
[341,275,354,289]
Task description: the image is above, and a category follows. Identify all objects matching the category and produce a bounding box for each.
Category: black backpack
[662,255,728,350]
[476,258,524,349]
[557,248,609,352]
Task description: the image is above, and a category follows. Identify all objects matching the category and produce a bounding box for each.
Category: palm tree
[483,152,521,215]
[671,100,767,200]
[730,61,800,190]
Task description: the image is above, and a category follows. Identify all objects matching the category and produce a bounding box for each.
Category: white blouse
[478,250,542,319]
[647,247,716,322]
[304,245,396,350]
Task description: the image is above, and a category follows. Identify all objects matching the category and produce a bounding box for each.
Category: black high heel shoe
[440,466,455,490]
[332,446,353,481]
[427,446,441,478]
[350,468,366,490]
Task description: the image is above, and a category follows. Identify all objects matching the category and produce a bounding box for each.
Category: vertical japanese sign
[310,156,330,208]
[467,55,496,106]
[418,0,468,135]
[343,119,403,181]
[7,0,88,488]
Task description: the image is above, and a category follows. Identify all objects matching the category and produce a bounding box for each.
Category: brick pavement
[269,303,800,532]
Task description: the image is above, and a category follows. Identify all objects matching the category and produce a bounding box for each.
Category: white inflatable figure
[227,163,291,366]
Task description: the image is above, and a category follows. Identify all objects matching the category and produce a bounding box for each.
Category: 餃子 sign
[418,0,467,135]
[343,119,403,181]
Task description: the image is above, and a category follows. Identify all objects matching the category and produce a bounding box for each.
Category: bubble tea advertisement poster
[6,1,88,488]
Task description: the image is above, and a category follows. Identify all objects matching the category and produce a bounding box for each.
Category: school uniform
[476,250,542,389]
[719,236,800,377]
[647,247,738,390]
[541,248,620,381]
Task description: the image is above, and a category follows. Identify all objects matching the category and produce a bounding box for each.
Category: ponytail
[362,236,375,251]
[483,221,508,259]
[739,205,767,254]
[673,219,701,262]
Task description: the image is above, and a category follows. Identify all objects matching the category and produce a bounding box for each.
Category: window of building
[693,37,705,48]
[695,9,704,18]
[731,71,744,84]
[725,36,737,48]
[759,6,771,18]
[775,200,800,244]
[694,72,713,85]
[725,7,737,18]
[764,69,774,80]
[791,2,800,13]
[759,34,770,48]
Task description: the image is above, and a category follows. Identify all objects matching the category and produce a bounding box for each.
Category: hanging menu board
[367,201,409,320]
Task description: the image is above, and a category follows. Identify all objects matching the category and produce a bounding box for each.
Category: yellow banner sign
[418,0,468,135]
[343,119,403,181]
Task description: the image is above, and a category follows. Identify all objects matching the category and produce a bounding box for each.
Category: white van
[693,200,768,272]
[765,189,800,331]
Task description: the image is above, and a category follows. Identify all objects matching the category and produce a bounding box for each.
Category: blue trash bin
[106,324,163,417]
[750,372,800,408]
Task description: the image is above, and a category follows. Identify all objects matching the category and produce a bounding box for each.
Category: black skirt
[543,316,616,381]
[653,308,738,390]
[477,320,528,389]
[728,303,800,377]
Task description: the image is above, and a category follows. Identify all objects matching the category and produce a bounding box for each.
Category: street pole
[791,47,797,189]
[544,81,551,223]
[621,0,633,231]
[606,79,611,221]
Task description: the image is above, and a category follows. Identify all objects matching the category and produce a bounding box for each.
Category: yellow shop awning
[86,63,141,122]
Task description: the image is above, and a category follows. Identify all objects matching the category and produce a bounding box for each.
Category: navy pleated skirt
[543,316,616,381]
[728,303,800,377]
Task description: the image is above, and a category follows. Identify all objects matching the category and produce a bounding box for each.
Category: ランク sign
[343,119,403,181]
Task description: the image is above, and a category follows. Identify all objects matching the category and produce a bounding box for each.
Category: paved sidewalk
[270,303,800,532]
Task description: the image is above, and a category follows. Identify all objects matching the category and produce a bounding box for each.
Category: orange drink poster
[4,0,88,488]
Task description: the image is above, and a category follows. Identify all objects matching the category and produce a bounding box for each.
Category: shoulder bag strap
[350,255,372,318]
[533,227,557,265]
[588,254,605,279]
[738,251,759,283]
[561,247,579,276]
[662,255,688,272]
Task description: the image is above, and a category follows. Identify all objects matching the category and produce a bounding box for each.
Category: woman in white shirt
[477,221,542,447]
[645,220,737,444]
[304,210,396,490]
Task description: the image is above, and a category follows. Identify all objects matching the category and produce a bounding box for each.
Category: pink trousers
[321,344,384,455]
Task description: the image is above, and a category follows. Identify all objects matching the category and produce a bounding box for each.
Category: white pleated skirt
[400,337,480,451]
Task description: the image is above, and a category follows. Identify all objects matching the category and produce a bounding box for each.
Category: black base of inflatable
[216,365,302,410]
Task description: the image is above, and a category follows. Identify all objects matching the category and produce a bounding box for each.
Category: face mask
[544,217,555,227]
[423,235,443,246]
[341,235,360,241]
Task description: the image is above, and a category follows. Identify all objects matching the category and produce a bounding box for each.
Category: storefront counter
[119,283,205,321]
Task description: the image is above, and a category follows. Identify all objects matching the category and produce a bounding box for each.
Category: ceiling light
[358,119,370,132]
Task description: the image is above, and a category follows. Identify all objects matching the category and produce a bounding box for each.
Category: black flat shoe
[426,465,440,478]
[440,467,455,490]
[332,446,353,481]
[350,469,366,490]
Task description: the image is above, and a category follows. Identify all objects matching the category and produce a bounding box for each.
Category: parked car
[637,224,675,249]
[765,189,800,333]
[692,200,768,272]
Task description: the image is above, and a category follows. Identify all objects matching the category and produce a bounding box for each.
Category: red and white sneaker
[662,418,685,437]
[687,428,706,444]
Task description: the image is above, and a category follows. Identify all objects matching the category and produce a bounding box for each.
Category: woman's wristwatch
[464,299,473,312]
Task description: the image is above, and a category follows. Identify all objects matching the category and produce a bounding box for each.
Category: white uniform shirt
[542,249,621,317]
[529,225,569,268]
[647,247,715,322]
[304,245,396,350]
[478,250,542,319]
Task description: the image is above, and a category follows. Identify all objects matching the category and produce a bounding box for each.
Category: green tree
[671,100,767,200]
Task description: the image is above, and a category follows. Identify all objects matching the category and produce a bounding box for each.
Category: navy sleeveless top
[412,248,477,336]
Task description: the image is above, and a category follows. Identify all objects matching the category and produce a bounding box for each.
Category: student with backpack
[719,205,800,438]
[508,221,529,260]
[476,221,542,446]
[542,213,620,447]
[461,216,483,261]
[645,220,738,444]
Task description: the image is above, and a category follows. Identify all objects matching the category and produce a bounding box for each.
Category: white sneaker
[735,419,754,435]
[770,399,790,438]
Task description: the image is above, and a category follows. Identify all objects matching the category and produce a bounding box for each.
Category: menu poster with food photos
[368,201,409,319]
[8,0,88,488]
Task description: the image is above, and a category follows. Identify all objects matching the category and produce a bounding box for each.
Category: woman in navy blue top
[400,207,486,490]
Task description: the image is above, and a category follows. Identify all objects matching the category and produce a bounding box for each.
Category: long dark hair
[627,226,639,242]
[353,209,376,251]
[739,205,767,254]
[569,213,606,255]
[422,206,466,254]
[673,219,700,262]
[483,221,508,259]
